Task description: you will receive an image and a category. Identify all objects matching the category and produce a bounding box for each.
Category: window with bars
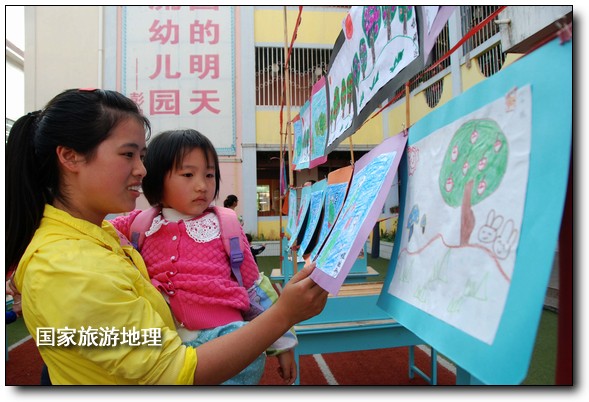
[461,5,506,77]
[392,5,505,106]
[255,46,332,106]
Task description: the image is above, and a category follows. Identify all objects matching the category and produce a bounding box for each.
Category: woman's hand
[275,262,328,326]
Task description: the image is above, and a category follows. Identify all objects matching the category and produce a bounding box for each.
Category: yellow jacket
[13,205,196,384]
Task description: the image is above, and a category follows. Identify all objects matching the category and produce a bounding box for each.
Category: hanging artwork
[287,184,313,249]
[294,101,312,170]
[298,180,328,255]
[291,115,304,170]
[311,133,407,294]
[390,86,533,346]
[284,187,298,239]
[324,6,429,154]
[378,38,572,384]
[309,77,329,168]
[308,165,354,262]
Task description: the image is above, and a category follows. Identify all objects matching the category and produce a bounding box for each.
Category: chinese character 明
[190,54,220,79]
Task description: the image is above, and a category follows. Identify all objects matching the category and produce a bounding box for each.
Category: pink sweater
[110,208,260,330]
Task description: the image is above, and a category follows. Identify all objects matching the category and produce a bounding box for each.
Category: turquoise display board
[377,38,571,384]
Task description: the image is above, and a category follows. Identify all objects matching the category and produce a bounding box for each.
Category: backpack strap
[212,206,245,287]
[129,207,161,251]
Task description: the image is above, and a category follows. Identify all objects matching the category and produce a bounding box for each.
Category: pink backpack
[127,206,245,286]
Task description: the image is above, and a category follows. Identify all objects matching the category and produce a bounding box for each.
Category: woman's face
[71,118,147,224]
[161,147,217,216]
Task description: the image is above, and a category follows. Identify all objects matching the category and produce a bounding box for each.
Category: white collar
[161,207,197,222]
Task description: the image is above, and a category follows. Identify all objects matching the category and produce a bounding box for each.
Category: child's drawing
[294,102,311,170]
[288,185,313,249]
[309,166,353,262]
[311,133,407,294]
[345,6,419,114]
[388,85,532,345]
[327,6,419,151]
[309,78,329,168]
[285,188,298,239]
[298,180,327,255]
[291,115,303,169]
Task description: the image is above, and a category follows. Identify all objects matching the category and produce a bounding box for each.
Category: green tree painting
[381,6,396,41]
[362,6,381,66]
[438,119,508,245]
[332,86,340,129]
[314,111,327,138]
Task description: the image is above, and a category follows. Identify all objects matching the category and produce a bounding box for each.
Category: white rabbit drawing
[478,209,503,243]
[493,219,518,260]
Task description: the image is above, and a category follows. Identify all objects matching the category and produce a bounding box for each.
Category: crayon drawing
[344,6,419,114]
[288,184,313,249]
[311,134,407,294]
[285,188,298,239]
[309,166,354,262]
[309,77,329,168]
[388,86,532,344]
[291,115,303,170]
[299,180,328,255]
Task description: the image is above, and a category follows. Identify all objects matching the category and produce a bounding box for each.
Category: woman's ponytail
[5,111,48,273]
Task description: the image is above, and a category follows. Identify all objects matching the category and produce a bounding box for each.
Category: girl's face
[162,147,216,216]
[72,118,147,224]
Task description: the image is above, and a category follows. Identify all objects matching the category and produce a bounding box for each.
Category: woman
[5,88,327,385]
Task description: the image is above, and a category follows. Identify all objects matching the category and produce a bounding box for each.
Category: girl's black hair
[5,88,150,273]
[142,129,221,206]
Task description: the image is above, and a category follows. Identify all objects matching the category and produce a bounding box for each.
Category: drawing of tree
[346,72,353,114]
[352,54,360,94]
[362,6,381,66]
[340,78,347,118]
[359,38,367,80]
[332,86,340,128]
[314,111,327,137]
[398,6,413,35]
[381,6,397,41]
[438,119,508,245]
[295,130,303,157]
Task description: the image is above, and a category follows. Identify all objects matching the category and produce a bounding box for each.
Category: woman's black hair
[5,88,150,273]
[142,129,221,206]
[223,194,238,208]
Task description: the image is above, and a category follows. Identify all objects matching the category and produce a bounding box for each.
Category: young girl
[6,89,328,385]
[110,129,297,385]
